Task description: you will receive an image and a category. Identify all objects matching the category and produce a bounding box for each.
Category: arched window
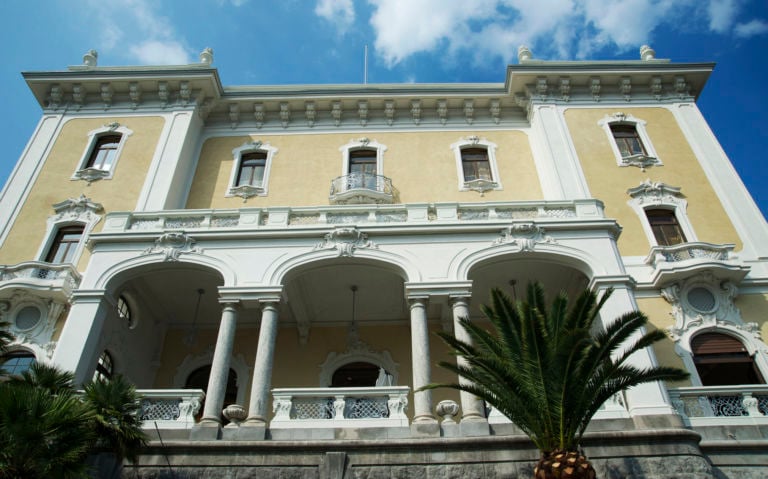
[227,141,277,199]
[94,350,114,381]
[1,351,36,377]
[692,332,765,386]
[185,366,238,407]
[73,123,132,182]
[450,136,501,193]
[331,362,381,387]
[598,113,660,169]
[348,149,378,189]
[609,124,647,158]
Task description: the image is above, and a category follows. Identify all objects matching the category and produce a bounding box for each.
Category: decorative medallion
[142,232,200,261]
[494,223,555,251]
[315,227,377,257]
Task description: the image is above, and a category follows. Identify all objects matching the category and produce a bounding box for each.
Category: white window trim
[318,348,399,388]
[339,137,386,176]
[226,140,278,200]
[72,123,133,182]
[598,112,661,170]
[627,180,696,247]
[450,136,502,193]
[35,195,103,266]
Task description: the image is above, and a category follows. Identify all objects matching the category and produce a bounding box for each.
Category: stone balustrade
[270,386,409,428]
[137,389,205,429]
[99,199,606,233]
[644,242,734,268]
[0,261,81,294]
[486,392,629,424]
[669,385,768,426]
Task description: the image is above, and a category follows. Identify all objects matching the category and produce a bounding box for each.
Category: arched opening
[331,362,381,387]
[692,332,765,386]
[185,365,239,407]
[0,351,36,377]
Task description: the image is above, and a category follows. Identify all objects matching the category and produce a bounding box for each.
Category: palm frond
[422,281,689,453]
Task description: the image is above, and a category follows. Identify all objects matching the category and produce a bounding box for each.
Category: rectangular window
[610,125,646,158]
[646,209,686,246]
[349,149,378,189]
[461,148,493,182]
[45,225,84,264]
[236,152,267,187]
[86,134,122,170]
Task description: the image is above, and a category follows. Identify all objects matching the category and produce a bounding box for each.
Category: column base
[411,419,440,437]
[190,420,222,440]
[235,419,268,440]
[459,417,490,437]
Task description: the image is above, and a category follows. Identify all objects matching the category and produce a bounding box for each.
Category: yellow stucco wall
[736,293,768,341]
[186,131,541,209]
[564,108,741,256]
[153,321,461,420]
[0,116,165,269]
[636,296,691,386]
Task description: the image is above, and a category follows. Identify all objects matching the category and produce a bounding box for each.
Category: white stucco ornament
[142,232,200,261]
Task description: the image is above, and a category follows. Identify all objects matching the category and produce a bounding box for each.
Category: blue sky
[1,0,766,218]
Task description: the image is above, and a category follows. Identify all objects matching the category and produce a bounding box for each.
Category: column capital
[407,296,428,308]
[218,286,283,308]
[449,295,471,307]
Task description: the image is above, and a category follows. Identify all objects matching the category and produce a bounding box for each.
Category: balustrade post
[742,393,762,417]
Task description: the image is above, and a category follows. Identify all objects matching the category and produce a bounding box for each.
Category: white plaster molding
[142,232,200,262]
[450,135,502,193]
[598,112,661,171]
[627,179,696,247]
[314,227,378,257]
[2,290,65,353]
[493,223,555,251]
[71,123,133,183]
[339,137,387,176]
[226,140,278,200]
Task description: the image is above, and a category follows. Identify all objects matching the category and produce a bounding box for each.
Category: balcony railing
[645,242,735,268]
[97,199,607,234]
[0,261,81,295]
[329,172,395,204]
[668,386,768,426]
[137,389,205,429]
[486,392,628,424]
[270,386,409,428]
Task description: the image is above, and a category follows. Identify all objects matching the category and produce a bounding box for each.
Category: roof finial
[640,45,656,61]
[199,47,214,65]
[518,45,533,63]
[83,50,98,67]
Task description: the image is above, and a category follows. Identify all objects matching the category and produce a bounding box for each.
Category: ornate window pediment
[627,180,697,248]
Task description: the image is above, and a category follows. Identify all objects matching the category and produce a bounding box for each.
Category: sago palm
[83,374,148,463]
[423,282,689,479]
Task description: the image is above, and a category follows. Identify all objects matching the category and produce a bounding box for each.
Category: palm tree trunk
[534,450,596,479]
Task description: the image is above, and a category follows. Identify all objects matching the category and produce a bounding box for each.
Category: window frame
[627,181,696,248]
[35,196,103,268]
[94,350,115,382]
[598,113,661,169]
[43,224,84,264]
[645,208,687,246]
[450,136,502,192]
[227,141,278,199]
[72,123,133,182]
[0,350,36,377]
[340,138,386,178]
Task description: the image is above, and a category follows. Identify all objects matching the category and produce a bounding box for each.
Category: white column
[201,302,239,424]
[50,291,109,385]
[593,281,677,418]
[450,296,487,421]
[409,297,435,422]
[246,301,280,424]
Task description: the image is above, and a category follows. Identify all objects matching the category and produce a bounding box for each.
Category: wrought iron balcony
[669,385,768,426]
[0,261,81,299]
[329,172,394,205]
[645,242,735,268]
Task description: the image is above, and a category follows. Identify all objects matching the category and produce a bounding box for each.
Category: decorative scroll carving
[305,101,316,127]
[437,100,448,125]
[315,227,377,257]
[129,82,141,109]
[410,100,421,125]
[52,195,103,223]
[142,232,199,261]
[358,100,368,126]
[228,103,240,128]
[627,180,683,205]
[279,102,290,128]
[489,99,501,124]
[331,101,342,126]
[253,103,265,128]
[463,99,474,124]
[384,100,395,126]
[494,223,554,251]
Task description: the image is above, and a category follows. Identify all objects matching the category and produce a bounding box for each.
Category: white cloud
[130,41,192,65]
[707,0,740,33]
[82,0,192,65]
[315,0,356,31]
[365,0,760,67]
[734,19,768,37]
